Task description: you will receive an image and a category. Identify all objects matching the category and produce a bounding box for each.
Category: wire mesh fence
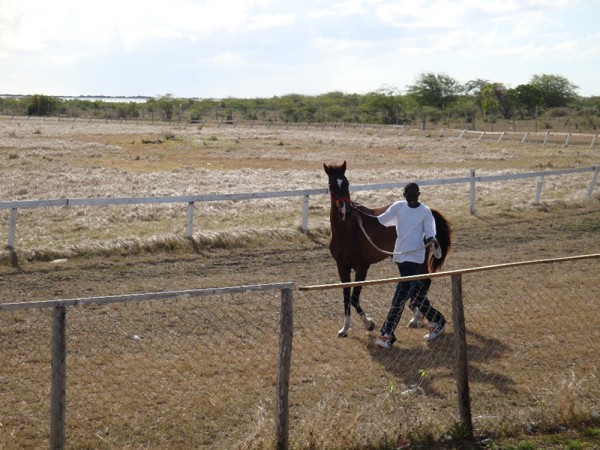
[292,257,600,447]
[1,256,599,449]
[0,287,288,449]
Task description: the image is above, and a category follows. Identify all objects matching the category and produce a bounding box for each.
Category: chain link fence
[292,256,600,447]
[1,257,599,448]
[1,286,291,449]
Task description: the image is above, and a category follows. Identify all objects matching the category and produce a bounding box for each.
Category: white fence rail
[1,166,598,249]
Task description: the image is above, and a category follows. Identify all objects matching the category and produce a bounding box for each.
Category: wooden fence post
[186,202,195,237]
[301,195,310,232]
[588,166,599,197]
[8,207,17,248]
[535,175,544,205]
[451,274,473,439]
[50,305,67,450]
[275,287,293,450]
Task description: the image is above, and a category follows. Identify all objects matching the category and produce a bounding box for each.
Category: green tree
[449,95,478,127]
[480,83,513,120]
[147,94,177,122]
[530,74,578,108]
[511,84,543,118]
[406,72,463,109]
[26,95,61,116]
[362,86,403,124]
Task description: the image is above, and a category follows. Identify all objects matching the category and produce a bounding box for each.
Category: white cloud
[247,13,296,30]
[0,0,598,97]
[210,52,245,66]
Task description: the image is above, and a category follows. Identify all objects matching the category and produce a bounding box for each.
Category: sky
[1,0,599,99]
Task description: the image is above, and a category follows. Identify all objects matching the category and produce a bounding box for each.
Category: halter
[330,194,353,221]
[330,194,352,205]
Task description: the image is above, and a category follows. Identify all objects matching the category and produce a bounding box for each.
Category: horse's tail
[429,209,453,273]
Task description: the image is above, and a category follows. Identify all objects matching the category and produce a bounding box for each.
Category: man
[376,182,446,348]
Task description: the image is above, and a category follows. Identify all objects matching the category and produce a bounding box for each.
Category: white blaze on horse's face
[335,177,349,220]
[339,201,347,220]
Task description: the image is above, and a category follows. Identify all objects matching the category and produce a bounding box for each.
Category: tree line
[1,73,599,131]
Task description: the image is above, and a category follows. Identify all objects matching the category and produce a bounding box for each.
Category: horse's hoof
[359,313,375,332]
[338,316,351,337]
[367,319,375,332]
[337,330,348,338]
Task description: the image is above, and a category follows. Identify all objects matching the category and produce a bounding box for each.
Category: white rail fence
[1,166,598,249]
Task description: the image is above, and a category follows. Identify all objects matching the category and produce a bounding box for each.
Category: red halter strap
[330,194,352,204]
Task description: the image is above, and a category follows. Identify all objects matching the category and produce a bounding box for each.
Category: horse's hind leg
[352,266,375,332]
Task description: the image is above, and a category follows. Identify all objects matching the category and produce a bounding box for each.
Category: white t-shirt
[377,200,437,264]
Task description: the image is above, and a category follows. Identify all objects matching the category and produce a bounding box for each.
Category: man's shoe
[424,321,446,341]
[407,310,425,328]
[377,333,395,348]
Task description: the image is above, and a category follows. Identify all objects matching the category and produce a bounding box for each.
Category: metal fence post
[50,305,67,450]
[451,274,473,439]
[275,287,293,450]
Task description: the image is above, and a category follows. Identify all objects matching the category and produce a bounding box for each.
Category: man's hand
[425,236,442,259]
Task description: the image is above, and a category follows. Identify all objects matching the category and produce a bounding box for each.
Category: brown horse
[324,161,452,337]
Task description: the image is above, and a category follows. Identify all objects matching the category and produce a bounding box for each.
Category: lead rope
[355,211,440,258]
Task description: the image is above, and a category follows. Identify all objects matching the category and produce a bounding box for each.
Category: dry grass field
[1,116,599,449]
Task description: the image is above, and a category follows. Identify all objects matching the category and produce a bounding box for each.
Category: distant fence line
[3,115,600,148]
[1,166,598,249]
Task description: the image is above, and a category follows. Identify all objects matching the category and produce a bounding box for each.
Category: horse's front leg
[337,264,352,338]
[352,266,375,332]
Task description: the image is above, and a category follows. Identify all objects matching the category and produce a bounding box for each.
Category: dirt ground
[0,114,599,302]
[1,201,598,304]
[1,117,599,448]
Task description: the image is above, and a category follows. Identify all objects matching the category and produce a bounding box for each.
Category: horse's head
[324,161,353,221]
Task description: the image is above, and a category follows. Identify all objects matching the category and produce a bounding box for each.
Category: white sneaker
[376,333,394,348]
[424,321,446,341]
[407,310,425,328]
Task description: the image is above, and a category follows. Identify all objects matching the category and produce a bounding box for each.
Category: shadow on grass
[366,328,517,397]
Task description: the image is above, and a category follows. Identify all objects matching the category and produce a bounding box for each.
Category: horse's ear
[341,161,347,172]
[323,163,330,175]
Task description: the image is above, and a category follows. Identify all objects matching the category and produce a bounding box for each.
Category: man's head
[403,182,421,207]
